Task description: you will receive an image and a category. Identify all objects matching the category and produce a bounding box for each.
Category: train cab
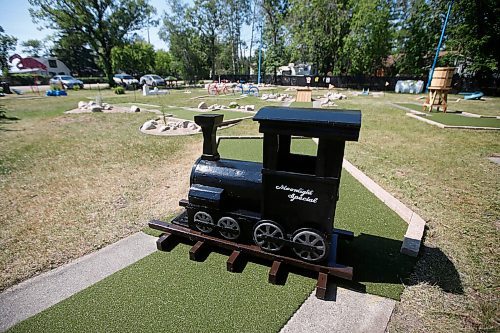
[253,107,361,261]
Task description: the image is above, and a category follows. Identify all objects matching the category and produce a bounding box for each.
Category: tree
[393,0,446,75]
[287,0,350,75]
[111,41,155,76]
[445,0,499,76]
[0,26,17,76]
[261,0,289,81]
[160,0,207,81]
[21,39,44,57]
[155,50,172,77]
[342,0,392,75]
[52,33,99,76]
[188,0,224,78]
[29,0,155,85]
[222,0,251,75]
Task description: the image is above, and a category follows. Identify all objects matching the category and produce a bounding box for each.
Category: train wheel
[194,211,214,233]
[291,229,329,262]
[253,221,285,252]
[217,217,240,240]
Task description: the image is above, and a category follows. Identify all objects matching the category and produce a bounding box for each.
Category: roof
[253,106,361,141]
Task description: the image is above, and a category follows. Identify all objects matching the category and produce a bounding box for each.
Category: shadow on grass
[149,228,463,300]
[0,115,20,131]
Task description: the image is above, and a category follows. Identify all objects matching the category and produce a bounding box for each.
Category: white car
[113,74,139,87]
[140,74,165,87]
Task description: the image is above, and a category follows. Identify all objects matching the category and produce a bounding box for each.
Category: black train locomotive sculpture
[171,106,361,264]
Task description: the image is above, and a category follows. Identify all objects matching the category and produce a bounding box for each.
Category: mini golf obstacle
[149,106,362,299]
[423,67,455,113]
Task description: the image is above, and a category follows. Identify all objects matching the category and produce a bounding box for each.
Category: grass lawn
[1,88,499,332]
[290,101,313,108]
[7,138,413,333]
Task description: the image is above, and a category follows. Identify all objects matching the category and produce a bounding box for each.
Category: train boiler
[174,106,361,264]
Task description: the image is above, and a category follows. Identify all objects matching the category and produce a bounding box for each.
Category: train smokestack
[194,114,224,161]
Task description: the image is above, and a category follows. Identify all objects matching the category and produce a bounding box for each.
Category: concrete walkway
[0,232,157,332]
[280,288,396,333]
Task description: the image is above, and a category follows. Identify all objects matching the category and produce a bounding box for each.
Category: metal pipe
[426,0,454,92]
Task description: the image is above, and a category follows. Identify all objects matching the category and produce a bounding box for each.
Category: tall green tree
[52,33,99,76]
[160,0,208,81]
[445,0,499,76]
[188,0,224,78]
[29,0,155,85]
[154,49,173,77]
[111,41,155,75]
[261,0,289,81]
[222,0,252,75]
[393,0,446,75]
[287,0,350,75]
[342,0,392,75]
[0,26,17,76]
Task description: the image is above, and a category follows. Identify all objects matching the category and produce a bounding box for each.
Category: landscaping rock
[198,102,208,110]
[130,105,140,112]
[261,94,269,100]
[245,105,255,111]
[142,120,157,130]
[90,105,102,112]
[229,102,239,108]
[78,101,87,109]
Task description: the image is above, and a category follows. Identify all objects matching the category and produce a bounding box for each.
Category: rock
[163,126,171,131]
[182,120,191,128]
[130,105,140,112]
[78,101,87,109]
[188,123,198,130]
[245,105,255,111]
[198,102,208,109]
[229,102,239,108]
[90,105,102,112]
[142,120,157,130]
[261,94,269,100]
[208,104,221,110]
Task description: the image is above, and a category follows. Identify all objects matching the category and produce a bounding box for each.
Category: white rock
[142,120,157,130]
[261,94,269,100]
[78,101,87,109]
[245,105,255,111]
[182,120,191,128]
[130,105,140,112]
[188,123,198,130]
[198,102,208,109]
[90,105,102,112]
[229,102,239,108]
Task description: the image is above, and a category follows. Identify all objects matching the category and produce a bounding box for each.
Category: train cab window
[273,134,317,175]
[48,60,57,68]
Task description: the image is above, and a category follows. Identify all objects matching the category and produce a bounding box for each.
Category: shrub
[72,85,80,91]
[114,86,125,95]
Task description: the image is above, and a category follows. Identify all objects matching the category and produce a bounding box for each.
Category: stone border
[391,103,500,131]
[341,159,424,257]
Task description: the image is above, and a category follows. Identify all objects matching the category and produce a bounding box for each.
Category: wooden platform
[149,219,353,300]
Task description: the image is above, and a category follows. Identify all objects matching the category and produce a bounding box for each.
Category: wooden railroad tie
[149,220,353,300]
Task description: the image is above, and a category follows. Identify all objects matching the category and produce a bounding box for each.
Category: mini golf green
[397,103,500,128]
[8,138,415,333]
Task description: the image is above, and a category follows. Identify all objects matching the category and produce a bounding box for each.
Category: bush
[9,74,50,86]
[78,76,107,84]
[72,85,80,91]
[114,86,125,94]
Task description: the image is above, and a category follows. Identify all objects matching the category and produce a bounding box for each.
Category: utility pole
[257,22,263,85]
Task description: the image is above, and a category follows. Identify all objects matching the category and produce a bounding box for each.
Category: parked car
[49,75,83,89]
[113,74,139,87]
[140,74,165,87]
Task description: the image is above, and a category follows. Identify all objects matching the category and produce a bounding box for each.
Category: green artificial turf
[416,113,500,128]
[8,138,415,333]
[396,103,500,128]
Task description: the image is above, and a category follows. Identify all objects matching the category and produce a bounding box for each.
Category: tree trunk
[101,49,114,87]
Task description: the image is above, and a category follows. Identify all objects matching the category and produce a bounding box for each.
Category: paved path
[0,232,157,332]
[280,288,395,333]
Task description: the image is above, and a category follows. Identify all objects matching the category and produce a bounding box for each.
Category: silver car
[50,75,84,89]
[139,74,165,87]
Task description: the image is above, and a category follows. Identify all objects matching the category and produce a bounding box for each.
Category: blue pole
[426,0,454,92]
[257,23,263,85]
